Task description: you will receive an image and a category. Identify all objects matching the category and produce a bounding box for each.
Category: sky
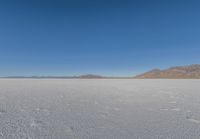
[0,0,200,76]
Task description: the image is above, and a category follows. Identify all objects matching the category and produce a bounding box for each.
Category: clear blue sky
[0,0,200,76]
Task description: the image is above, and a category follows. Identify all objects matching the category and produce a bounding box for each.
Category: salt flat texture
[0,79,200,139]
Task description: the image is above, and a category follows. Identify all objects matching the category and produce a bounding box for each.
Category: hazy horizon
[1,0,200,76]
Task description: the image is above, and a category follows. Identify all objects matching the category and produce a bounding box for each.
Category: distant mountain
[76,74,104,79]
[2,75,104,79]
[135,64,200,79]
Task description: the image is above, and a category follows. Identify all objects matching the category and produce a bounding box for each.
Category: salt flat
[0,79,200,139]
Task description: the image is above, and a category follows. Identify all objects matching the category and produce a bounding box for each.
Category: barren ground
[0,79,200,139]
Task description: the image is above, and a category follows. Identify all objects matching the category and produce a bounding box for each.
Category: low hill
[135,64,200,79]
[77,74,104,79]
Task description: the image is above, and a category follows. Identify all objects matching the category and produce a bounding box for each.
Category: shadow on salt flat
[0,109,6,115]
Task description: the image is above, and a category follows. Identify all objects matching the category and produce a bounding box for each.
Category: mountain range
[135,64,200,79]
[2,64,200,79]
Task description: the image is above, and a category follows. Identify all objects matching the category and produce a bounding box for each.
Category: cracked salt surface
[0,79,200,138]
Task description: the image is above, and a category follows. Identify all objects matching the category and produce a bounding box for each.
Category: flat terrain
[0,79,200,139]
